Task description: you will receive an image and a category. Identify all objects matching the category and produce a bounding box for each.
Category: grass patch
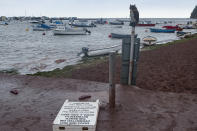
[31,56,109,77]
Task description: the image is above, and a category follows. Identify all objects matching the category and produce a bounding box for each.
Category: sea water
[0,18,196,74]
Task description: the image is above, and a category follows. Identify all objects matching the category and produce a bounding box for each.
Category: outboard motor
[85,29,91,34]
[90,23,96,27]
[82,47,89,57]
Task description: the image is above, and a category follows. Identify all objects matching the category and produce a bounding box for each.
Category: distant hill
[191,6,197,19]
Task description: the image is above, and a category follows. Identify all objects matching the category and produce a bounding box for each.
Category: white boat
[142,36,157,46]
[29,20,43,24]
[78,46,120,57]
[53,26,90,35]
[0,21,8,25]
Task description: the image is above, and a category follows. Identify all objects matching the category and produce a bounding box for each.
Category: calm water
[0,18,196,74]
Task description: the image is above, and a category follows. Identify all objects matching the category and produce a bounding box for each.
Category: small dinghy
[142,36,157,46]
[78,46,120,57]
[177,31,192,39]
[109,33,130,39]
[109,21,124,25]
[150,28,176,33]
[114,25,122,28]
[0,21,8,25]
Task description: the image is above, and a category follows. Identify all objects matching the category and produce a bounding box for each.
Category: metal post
[121,37,131,85]
[128,26,135,85]
[109,52,116,108]
[128,4,139,85]
[131,38,140,85]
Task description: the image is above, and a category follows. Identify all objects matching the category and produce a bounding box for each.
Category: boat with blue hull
[32,24,52,31]
[0,21,8,25]
[150,28,175,33]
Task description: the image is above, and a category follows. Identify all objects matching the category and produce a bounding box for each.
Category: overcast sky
[0,0,196,18]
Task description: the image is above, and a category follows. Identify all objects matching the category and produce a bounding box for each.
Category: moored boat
[150,28,176,33]
[163,26,183,31]
[49,21,64,29]
[109,21,124,25]
[137,24,155,26]
[114,25,122,28]
[109,33,130,39]
[32,24,52,31]
[53,26,91,35]
[0,21,8,25]
[137,21,155,26]
[178,25,195,29]
[78,46,120,57]
[176,31,192,38]
[30,20,44,24]
[142,36,157,46]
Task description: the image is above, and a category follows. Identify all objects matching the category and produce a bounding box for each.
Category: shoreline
[28,33,197,94]
[31,33,197,76]
[1,33,197,94]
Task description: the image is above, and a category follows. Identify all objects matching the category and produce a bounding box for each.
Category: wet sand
[1,74,197,131]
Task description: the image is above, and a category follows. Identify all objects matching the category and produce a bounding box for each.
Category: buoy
[26,28,29,31]
[108,34,112,38]
[42,32,46,35]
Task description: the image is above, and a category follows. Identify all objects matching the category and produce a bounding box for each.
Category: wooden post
[109,52,116,108]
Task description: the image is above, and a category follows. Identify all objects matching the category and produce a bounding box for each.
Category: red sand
[69,38,197,94]
[1,74,197,131]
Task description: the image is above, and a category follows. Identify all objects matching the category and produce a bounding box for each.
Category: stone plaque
[53,100,100,131]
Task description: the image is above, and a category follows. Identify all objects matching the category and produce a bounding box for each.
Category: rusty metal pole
[128,26,135,85]
[109,52,116,108]
[128,5,139,85]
